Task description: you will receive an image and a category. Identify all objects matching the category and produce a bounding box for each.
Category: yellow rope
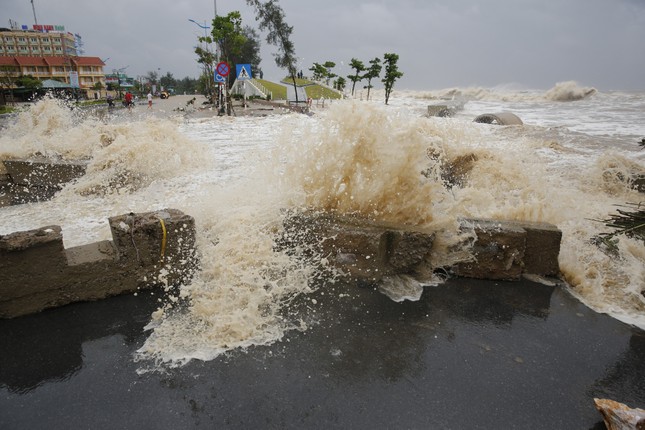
[158,218,167,260]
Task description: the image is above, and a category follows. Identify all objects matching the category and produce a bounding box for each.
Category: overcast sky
[4,0,645,91]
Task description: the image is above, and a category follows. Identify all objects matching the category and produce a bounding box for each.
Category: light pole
[188,19,210,39]
[188,18,215,104]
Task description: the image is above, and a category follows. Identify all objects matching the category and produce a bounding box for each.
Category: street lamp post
[188,19,210,39]
[188,18,215,104]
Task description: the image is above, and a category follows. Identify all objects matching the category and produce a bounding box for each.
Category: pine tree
[347,58,365,97]
[363,57,381,101]
[381,53,403,105]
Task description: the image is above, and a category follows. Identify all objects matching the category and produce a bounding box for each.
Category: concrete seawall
[279,211,562,284]
[1,208,562,319]
[0,209,196,318]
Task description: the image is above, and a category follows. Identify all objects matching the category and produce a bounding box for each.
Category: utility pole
[31,0,38,25]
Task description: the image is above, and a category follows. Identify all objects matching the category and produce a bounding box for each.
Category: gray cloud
[3,0,644,90]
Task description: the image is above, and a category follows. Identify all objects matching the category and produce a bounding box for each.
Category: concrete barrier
[0,209,196,318]
[3,158,87,187]
[1,158,87,205]
[277,211,435,285]
[473,112,523,125]
[427,101,465,118]
[1,208,562,317]
[427,105,454,118]
[278,211,561,284]
[454,219,561,280]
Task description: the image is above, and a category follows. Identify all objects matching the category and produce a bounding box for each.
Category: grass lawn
[255,79,287,100]
[304,85,343,100]
[255,78,344,101]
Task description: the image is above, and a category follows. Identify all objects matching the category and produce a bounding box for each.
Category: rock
[594,398,645,430]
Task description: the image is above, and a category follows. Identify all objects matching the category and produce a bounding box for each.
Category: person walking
[124,91,133,111]
[147,92,153,109]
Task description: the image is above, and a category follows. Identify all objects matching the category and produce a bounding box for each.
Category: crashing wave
[545,81,597,101]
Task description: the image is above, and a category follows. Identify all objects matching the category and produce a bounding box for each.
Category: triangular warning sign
[238,66,250,80]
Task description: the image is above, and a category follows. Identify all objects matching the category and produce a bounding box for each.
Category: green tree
[381,53,403,105]
[334,76,346,92]
[14,74,42,90]
[176,76,198,95]
[322,61,336,86]
[211,11,247,64]
[159,72,176,91]
[237,26,263,78]
[363,57,381,101]
[347,58,365,97]
[309,62,326,81]
[0,65,18,105]
[91,81,104,98]
[145,71,159,87]
[210,11,248,114]
[246,0,300,102]
[14,74,42,101]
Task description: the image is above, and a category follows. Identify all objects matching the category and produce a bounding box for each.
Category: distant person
[106,94,114,108]
[124,91,133,110]
[147,92,153,109]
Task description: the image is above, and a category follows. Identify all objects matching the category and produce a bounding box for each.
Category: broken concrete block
[0,209,197,318]
[278,211,434,284]
[454,218,562,281]
[454,219,527,281]
[427,105,452,117]
[3,159,87,188]
[108,209,196,277]
[0,226,68,300]
[506,220,561,276]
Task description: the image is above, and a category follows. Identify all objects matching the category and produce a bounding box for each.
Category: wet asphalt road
[1,278,644,429]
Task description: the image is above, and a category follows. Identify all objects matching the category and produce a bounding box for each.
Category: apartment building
[0,25,106,97]
[0,25,78,57]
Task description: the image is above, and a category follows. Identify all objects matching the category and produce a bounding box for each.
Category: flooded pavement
[1,278,644,429]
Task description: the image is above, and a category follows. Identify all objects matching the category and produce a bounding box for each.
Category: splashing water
[1,89,644,368]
